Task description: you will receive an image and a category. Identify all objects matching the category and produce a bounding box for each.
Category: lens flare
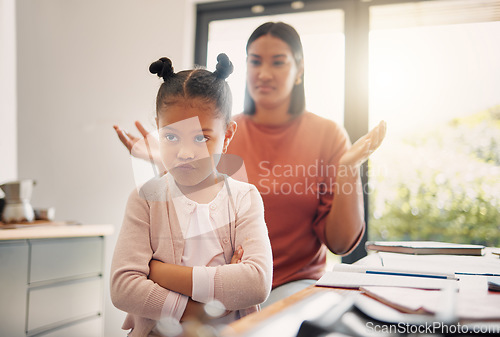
[155,316,183,337]
[204,300,226,318]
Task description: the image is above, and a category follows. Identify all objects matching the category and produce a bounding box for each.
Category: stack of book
[365,240,485,256]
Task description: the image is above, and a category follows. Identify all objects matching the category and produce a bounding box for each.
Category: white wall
[16,0,195,336]
[0,0,17,185]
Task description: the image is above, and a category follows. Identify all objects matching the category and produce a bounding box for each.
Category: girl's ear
[223,121,237,154]
[155,116,159,129]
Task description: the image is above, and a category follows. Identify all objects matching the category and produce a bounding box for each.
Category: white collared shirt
[158,175,232,322]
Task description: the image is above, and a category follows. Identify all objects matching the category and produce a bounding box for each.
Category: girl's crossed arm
[148,246,244,296]
[149,185,272,312]
[149,247,244,321]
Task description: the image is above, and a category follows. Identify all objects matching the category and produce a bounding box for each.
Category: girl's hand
[231,246,244,264]
[113,121,164,170]
[339,120,387,169]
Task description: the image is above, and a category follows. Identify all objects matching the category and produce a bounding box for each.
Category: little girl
[110,54,273,337]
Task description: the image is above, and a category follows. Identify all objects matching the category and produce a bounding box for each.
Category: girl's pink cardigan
[110,175,273,337]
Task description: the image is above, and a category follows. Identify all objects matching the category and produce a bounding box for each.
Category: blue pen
[366,270,453,280]
[456,272,500,277]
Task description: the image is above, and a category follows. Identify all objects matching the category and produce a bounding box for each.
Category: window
[368,1,500,247]
[195,0,500,260]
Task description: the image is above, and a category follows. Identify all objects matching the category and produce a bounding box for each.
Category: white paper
[317,271,458,290]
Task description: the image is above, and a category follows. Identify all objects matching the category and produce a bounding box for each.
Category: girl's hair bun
[149,57,174,81]
[214,53,233,80]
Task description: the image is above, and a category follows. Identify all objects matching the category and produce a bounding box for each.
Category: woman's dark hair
[150,53,234,125]
[243,22,305,116]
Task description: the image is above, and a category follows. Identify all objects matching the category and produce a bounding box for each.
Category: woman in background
[114,22,386,307]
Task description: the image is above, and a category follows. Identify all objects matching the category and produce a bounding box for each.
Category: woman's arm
[324,121,386,254]
[113,121,166,173]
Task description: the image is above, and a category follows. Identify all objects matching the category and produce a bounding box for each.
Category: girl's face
[157,98,236,187]
[246,34,303,111]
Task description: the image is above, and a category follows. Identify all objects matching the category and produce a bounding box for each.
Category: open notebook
[316,270,458,290]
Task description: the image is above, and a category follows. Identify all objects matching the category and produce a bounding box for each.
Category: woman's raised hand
[339,120,387,169]
[113,121,164,171]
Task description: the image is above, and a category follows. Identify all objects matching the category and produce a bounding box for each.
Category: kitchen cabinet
[0,224,113,337]
[0,240,29,337]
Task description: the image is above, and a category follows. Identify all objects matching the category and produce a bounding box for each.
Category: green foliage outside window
[368,105,500,247]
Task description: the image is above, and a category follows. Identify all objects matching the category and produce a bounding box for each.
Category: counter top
[0,222,114,240]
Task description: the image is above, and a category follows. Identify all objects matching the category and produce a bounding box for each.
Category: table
[223,250,500,337]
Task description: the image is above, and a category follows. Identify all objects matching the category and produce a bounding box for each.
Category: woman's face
[157,99,234,187]
[246,34,302,111]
